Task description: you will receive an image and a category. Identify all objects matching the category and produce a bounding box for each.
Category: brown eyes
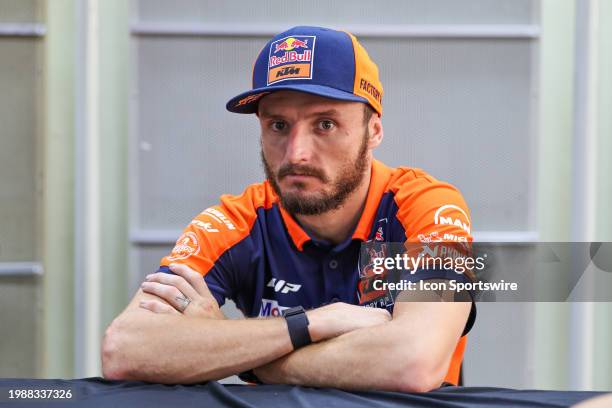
[271,121,286,131]
[269,120,335,132]
[318,120,335,131]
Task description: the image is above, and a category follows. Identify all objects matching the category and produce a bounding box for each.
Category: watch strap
[283,306,312,350]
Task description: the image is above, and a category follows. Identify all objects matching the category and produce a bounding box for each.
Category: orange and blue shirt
[158,159,475,385]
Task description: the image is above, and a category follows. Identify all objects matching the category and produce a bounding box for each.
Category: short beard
[261,130,370,216]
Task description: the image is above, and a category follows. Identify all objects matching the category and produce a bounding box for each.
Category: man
[102,26,476,392]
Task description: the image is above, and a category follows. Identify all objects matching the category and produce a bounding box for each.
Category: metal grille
[0,276,41,376]
[134,36,535,232]
[0,39,41,262]
[0,0,44,379]
[135,36,265,229]
[362,37,535,231]
[136,0,535,25]
[0,0,42,23]
[464,302,535,387]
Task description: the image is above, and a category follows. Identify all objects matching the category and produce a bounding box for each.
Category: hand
[306,302,391,342]
[139,263,225,319]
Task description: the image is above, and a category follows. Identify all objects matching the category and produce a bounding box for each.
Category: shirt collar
[279,159,392,251]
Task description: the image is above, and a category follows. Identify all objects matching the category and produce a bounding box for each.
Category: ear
[367,113,383,149]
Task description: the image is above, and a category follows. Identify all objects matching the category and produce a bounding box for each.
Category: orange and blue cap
[226,26,383,116]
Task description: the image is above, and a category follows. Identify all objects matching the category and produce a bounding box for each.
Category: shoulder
[387,167,464,200]
[160,181,279,274]
[191,180,281,246]
[384,166,472,242]
[213,181,279,226]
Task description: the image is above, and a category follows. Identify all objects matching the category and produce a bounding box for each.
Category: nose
[283,123,314,164]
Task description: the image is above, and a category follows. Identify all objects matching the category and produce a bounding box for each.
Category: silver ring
[175,295,192,312]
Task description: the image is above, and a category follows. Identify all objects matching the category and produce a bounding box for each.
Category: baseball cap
[226,26,383,116]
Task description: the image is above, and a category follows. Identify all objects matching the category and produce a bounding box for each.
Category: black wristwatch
[282,306,312,350]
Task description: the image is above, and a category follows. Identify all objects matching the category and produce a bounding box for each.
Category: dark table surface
[0,377,608,408]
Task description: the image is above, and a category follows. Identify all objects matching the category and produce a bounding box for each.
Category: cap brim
[226,84,369,114]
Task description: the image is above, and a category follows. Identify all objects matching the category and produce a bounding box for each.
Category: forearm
[255,319,445,392]
[102,310,293,383]
[103,282,392,385]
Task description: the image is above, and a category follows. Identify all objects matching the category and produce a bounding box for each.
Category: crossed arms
[101,263,471,392]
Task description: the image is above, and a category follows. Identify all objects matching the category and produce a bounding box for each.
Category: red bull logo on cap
[268,35,316,85]
[274,37,309,53]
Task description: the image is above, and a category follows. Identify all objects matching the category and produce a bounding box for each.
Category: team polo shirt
[158,159,476,385]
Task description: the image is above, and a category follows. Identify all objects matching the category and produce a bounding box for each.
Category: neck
[294,164,372,244]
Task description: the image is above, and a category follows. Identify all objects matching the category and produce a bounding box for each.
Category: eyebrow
[308,109,341,118]
[258,108,342,119]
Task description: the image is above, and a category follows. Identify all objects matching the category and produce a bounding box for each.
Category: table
[0,377,607,407]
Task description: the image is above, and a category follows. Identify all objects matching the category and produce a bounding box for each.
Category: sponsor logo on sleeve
[441,233,468,242]
[167,231,200,261]
[418,231,443,243]
[433,204,471,234]
[419,230,468,243]
[200,207,236,230]
[190,219,219,233]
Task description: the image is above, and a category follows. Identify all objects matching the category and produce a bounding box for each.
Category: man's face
[258,91,372,215]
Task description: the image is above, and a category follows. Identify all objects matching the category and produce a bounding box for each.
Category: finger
[139,299,180,315]
[145,272,199,300]
[141,281,191,312]
[169,263,216,300]
[168,263,212,298]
